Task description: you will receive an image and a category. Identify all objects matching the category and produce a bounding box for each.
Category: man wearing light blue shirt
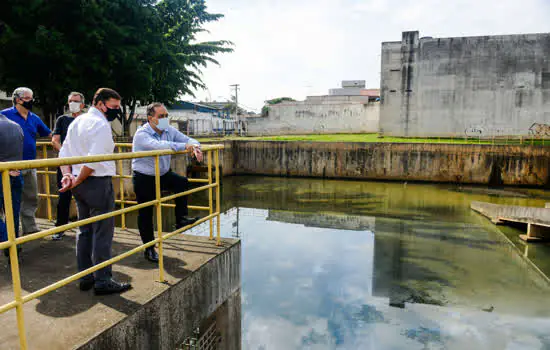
[132,102,203,263]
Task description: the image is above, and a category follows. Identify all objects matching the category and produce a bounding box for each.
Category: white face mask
[157,118,169,130]
[68,102,82,113]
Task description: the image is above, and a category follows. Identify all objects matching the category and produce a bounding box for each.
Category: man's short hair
[12,87,33,104]
[68,91,85,104]
[146,102,165,117]
[92,88,121,106]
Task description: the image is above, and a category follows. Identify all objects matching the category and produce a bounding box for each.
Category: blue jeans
[0,174,23,242]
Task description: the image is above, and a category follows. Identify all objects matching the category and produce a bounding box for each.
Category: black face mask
[104,106,121,122]
[20,100,33,111]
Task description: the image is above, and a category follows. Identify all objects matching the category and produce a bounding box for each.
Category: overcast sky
[189,0,550,112]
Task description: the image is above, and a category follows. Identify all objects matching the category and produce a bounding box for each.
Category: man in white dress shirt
[59,87,131,295]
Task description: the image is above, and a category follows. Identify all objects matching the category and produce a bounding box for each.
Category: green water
[129,176,550,348]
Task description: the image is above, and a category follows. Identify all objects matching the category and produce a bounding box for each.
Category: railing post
[117,146,126,229]
[42,144,52,221]
[208,150,213,240]
[2,171,28,349]
[154,156,165,282]
[215,149,221,246]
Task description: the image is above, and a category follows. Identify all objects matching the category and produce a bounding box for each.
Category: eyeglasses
[20,97,34,102]
[157,114,169,118]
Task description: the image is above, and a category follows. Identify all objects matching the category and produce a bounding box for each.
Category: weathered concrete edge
[229,140,550,187]
[76,239,241,350]
[471,203,550,286]
[471,201,550,226]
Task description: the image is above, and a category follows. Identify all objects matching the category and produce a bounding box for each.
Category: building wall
[380,31,550,137]
[247,96,379,136]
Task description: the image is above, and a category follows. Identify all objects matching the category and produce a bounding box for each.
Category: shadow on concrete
[0,227,200,319]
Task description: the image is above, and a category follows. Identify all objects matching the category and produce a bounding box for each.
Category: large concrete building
[380,31,550,137]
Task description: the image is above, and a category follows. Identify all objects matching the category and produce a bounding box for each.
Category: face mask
[68,102,82,113]
[104,106,121,122]
[157,118,169,131]
[20,100,33,111]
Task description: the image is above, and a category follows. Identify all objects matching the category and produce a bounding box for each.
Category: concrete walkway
[0,219,238,349]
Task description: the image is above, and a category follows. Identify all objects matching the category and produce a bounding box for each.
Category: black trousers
[55,168,73,229]
[72,176,115,282]
[133,170,189,244]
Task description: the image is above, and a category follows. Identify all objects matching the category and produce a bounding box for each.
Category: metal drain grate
[180,322,220,350]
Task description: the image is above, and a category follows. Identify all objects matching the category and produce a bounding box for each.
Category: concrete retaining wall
[380,31,550,137]
[247,96,379,136]
[231,141,550,186]
[78,241,241,350]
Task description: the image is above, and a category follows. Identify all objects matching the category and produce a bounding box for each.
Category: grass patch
[196,133,549,145]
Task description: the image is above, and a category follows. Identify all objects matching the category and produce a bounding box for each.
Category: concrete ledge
[79,240,241,350]
[0,220,240,350]
[471,201,550,242]
[471,201,550,226]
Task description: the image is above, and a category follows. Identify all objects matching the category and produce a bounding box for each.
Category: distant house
[170,101,231,119]
[128,101,237,136]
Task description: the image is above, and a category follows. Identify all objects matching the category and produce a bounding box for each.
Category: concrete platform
[0,219,240,350]
[471,201,550,242]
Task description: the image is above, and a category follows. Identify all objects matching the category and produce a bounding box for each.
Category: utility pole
[230,84,240,135]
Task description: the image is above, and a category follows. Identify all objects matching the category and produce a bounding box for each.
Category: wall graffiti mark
[529,123,550,136]
[465,125,513,137]
[465,126,484,137]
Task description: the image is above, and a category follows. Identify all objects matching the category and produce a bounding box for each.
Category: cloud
[189,0,550,111]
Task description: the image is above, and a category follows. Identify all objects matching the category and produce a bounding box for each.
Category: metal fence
[0,144,224,350]
[35,142,213,229]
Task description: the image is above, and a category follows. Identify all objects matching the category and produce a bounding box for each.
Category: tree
[262,97,296,116]
[0,0,232,135]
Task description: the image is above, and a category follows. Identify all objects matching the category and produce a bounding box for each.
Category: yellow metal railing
[36,142,212,227]
[1,144,224,350]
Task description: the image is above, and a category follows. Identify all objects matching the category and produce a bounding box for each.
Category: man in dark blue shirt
[1,87,51,235]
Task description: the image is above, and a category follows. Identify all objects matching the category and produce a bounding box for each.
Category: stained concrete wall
[247,96,379,136]
[78,241,241,350]
[380,31,550,137]
[231,141,550,186]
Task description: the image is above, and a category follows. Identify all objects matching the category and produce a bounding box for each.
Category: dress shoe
[144,247,159,263]
[79,278,95,291]
[94,279,132,295]
[175,216,199,230]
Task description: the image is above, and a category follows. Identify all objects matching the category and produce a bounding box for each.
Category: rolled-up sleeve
[134,130,187,152]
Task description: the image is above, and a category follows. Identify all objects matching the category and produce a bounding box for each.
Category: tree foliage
[0,0,232,134]
[261,97,296,116]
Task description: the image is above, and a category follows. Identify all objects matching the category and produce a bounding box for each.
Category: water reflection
[43,176,550,348]
[217,177,550,349]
